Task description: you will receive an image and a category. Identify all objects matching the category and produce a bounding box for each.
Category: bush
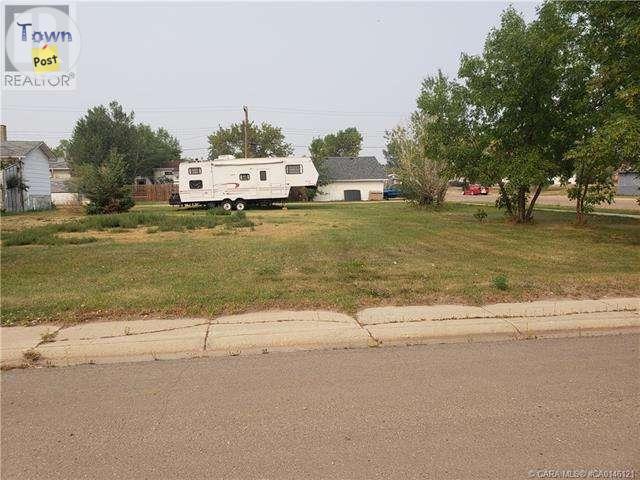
[75,150,135,215]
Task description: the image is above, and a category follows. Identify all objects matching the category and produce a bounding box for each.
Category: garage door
[343,190,362,201]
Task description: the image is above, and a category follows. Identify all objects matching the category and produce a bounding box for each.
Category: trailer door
[268,163,287,198]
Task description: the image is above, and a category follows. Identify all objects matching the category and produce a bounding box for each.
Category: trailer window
[189,180,203,189]
[286,164,302,174]
[260,171,267,181]
[239,173,250,181]
[188,167,202,175]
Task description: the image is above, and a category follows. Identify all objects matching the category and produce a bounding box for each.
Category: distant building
[135,161,180,185]
[314,156,386,202]
[617,169,639,196]
[49,157,71,180]
[1,125,54,212]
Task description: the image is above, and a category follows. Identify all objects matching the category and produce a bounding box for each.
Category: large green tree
[207,122,293,160]
[67,101,181,181]
[453,5,577,222]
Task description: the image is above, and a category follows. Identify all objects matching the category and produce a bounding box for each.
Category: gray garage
[617,170,639,196]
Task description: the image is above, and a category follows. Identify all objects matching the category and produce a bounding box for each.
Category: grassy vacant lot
[1,201,639,325]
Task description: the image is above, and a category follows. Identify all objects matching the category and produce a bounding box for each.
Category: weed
[256,264,282,276]
[473,208,488,222]
[40,331,57,343]
[493,274,509,291]
[23,349,42,363]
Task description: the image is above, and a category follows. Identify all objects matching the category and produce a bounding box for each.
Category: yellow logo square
[32,44,60,73]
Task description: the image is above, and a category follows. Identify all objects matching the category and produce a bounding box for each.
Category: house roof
[1,140,55,161]
[323,156,386,181]
[49,157,69,170]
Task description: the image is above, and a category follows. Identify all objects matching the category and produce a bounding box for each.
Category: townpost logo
[3,4,80,90]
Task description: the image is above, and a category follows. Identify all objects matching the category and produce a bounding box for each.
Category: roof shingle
[323,156,386,181]
[0,140,43,159]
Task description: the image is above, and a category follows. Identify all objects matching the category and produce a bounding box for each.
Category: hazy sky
[1,1,540,162]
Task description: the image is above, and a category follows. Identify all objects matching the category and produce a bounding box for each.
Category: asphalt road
[2,335,639,480]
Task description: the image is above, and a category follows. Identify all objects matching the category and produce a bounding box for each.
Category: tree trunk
[576,183,588,225]
[497,180,513,217]
[525,184,543,221]
[516,186,527,223]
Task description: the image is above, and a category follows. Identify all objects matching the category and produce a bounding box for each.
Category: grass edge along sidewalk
[1,297,638,369]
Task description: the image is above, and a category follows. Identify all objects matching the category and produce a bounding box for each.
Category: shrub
[75,150,135,215]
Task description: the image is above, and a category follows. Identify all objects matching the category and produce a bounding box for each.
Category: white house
[48,157,82,206]
[314,156,386,202]
[1,125,54,211]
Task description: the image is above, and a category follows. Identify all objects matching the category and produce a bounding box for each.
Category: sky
[1,0,540,162]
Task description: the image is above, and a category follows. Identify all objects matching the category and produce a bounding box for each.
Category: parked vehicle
[383,186,402,199]
[171,156,319,210]
[462,184,489,195]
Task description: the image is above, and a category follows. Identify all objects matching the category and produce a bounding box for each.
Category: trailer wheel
[234,199,246,211]
[221,200,233,211]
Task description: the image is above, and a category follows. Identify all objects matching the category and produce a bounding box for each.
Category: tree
[135,125,181,179]
[558,1,640,218]
[67,101,181,182]
[455,5,576,222]
[386,113,450,206]
[207,122,293,160]
[74,150,134,214]
[415,71,487,184]
[52,139,70,159]
[309,127,363,186]
[67,101,137,179]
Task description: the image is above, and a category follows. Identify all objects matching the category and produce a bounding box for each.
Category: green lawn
[1,201,639,325]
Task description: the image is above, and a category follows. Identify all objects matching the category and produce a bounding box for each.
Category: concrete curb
[1,298,638,369]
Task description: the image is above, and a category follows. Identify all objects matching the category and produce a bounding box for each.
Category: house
[49,157,71,180]
[616,169,639,196]
[48,157,81,205]
[134,161,180,185]
[314,156,386,202]
[0,125,54,212]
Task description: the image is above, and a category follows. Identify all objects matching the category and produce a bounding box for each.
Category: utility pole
[243,105,249,158]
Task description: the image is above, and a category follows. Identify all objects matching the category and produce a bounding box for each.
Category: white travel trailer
[171,156,319,210]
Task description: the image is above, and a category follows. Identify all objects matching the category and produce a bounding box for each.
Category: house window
[260,171,267,181]
[286,164,302,174]
[188,167,202,175]
[136,178,146,185]
[239,173,250,181]
[189,180,203,189]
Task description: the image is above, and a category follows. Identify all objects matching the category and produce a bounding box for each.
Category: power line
[1,104,406,117]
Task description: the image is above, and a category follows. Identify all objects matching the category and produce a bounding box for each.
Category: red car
[463,184,489,195]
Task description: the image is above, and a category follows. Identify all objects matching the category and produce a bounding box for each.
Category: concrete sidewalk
[1,297,638,369]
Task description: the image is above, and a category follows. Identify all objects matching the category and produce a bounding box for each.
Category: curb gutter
[1,298,638,369]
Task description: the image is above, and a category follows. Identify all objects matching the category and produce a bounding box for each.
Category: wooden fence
[131,184,177,202]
